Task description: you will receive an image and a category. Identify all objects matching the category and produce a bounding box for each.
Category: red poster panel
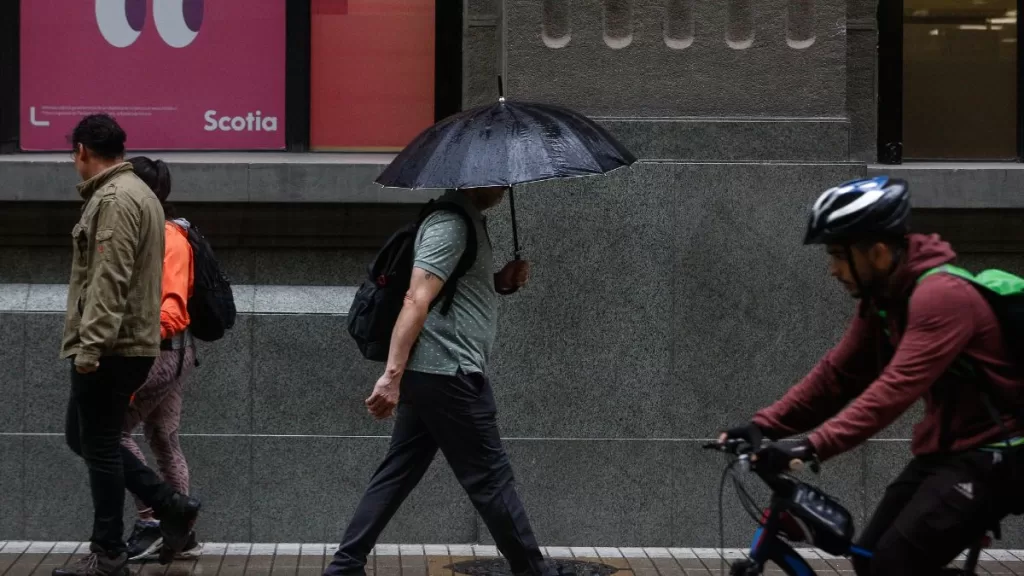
[20,0,286,151]
[310,0,435,151]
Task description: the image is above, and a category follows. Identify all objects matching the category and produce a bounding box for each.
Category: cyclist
[721,176,1024,575]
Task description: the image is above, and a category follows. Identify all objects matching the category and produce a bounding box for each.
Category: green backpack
[910,265,1024,450]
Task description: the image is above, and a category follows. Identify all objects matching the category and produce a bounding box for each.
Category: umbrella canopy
[375,98,636,190]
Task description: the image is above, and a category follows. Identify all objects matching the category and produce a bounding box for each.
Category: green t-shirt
[407,191,497,376]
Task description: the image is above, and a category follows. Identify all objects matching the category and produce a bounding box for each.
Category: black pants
[853,448,1024,576]
[66,356,175,555]
[324,370,549,576]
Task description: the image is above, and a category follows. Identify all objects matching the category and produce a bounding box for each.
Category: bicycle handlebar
[703,439,818,474]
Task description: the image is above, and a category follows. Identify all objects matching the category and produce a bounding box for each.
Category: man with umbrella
[325,91,635,576]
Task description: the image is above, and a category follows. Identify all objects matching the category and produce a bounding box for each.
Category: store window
[902,0,1018,160]
[20,0,286,151]
[309,0,435,152]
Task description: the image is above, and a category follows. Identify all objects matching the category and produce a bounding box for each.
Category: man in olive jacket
[58,115,200,576]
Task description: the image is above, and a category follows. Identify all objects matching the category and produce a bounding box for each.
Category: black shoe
[157,493,201,564]
[52,551,128,576]
[126,520,163,562]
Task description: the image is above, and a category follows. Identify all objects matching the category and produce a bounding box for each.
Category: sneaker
[157,493,201,564]
[126,520,163,562]
[52,551,128,576]
[174,532,203,560]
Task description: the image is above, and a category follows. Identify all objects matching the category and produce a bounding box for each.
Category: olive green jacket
[61,163,165,366]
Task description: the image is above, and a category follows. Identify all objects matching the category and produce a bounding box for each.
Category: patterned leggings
[121,345,196,520]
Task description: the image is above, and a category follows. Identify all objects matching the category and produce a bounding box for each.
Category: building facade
[1,0,1023,547]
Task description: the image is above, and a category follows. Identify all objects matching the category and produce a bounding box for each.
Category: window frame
[878,0,1024,164]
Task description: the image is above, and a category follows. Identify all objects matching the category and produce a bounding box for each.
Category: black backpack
[184,224,236,342]
[348,200,477,362]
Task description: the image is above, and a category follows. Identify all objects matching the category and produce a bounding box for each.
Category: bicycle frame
[745,504,874,576]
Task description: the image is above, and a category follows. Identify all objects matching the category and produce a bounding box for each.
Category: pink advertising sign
[20,0,286,151]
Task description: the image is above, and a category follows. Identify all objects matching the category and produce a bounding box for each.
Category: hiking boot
[157,492,201,564]
[126,520,163,562]
[52,550,128,576]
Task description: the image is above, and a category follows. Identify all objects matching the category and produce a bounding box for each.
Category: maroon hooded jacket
[753,233,1023,461]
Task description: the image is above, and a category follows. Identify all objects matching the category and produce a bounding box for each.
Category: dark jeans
[66,356,175,555]
[853,448,1024,576]
[324,370,549,576]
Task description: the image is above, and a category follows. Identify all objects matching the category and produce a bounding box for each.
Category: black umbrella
[376,83,636,258]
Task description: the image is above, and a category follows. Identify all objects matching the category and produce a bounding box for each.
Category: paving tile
[240,553,270,576]
[445,546,473,558]
[697,556,730,575]
[398,553,426,576]
[570,547,597,559]
[593,548,623,559]
[276,544,302,556]
[620,548,648,559]
[133,560,169,576]
[444,556,474,576]
[270,552,299,576]
[470,545,498,558]
[425,549,451,576]
[1002,562,1024,575]
[50,543,81,554]
[296,545,325,576]
[193,543,226,576]
[545,547,572,559]
[651,557,686,576]
[421,546,448,557]
[624,554,659,576]
[30,547,74,576]
[245,553,275,576]
[668,549,695,560]
[979,560,1011,574]
[163,559,197,576]
[645,548,674,559]
[250,545,278,556]
[399,545,423,557]
[594,552,634,575]
[673,556,711,574]
[680,563,712,575]
[218,550,252,576]
[6,553,51,576]
[375,552,401,576]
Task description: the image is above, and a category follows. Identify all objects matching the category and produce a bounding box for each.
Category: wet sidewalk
[4,543,1024,576]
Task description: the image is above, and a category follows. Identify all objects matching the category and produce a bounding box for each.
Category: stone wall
[3,0,1024,550]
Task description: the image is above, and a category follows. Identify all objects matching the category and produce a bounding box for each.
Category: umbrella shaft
[509,188,521,259]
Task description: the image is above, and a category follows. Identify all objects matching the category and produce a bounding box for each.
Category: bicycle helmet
[804,176,910,245]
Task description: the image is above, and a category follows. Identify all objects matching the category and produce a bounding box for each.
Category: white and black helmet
[804,176,910,245]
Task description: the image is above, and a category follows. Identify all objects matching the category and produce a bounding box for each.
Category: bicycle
[703,439,1000,575]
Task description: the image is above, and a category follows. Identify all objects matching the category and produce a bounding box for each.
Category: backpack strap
[417,199,479,316]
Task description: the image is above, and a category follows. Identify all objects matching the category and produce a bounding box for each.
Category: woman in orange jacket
[120,157,200,562]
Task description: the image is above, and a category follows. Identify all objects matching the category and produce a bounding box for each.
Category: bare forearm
[385,299,430,376]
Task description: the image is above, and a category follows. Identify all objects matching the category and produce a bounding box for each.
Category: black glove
[753,440,817,475]
[722,422,765,449]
